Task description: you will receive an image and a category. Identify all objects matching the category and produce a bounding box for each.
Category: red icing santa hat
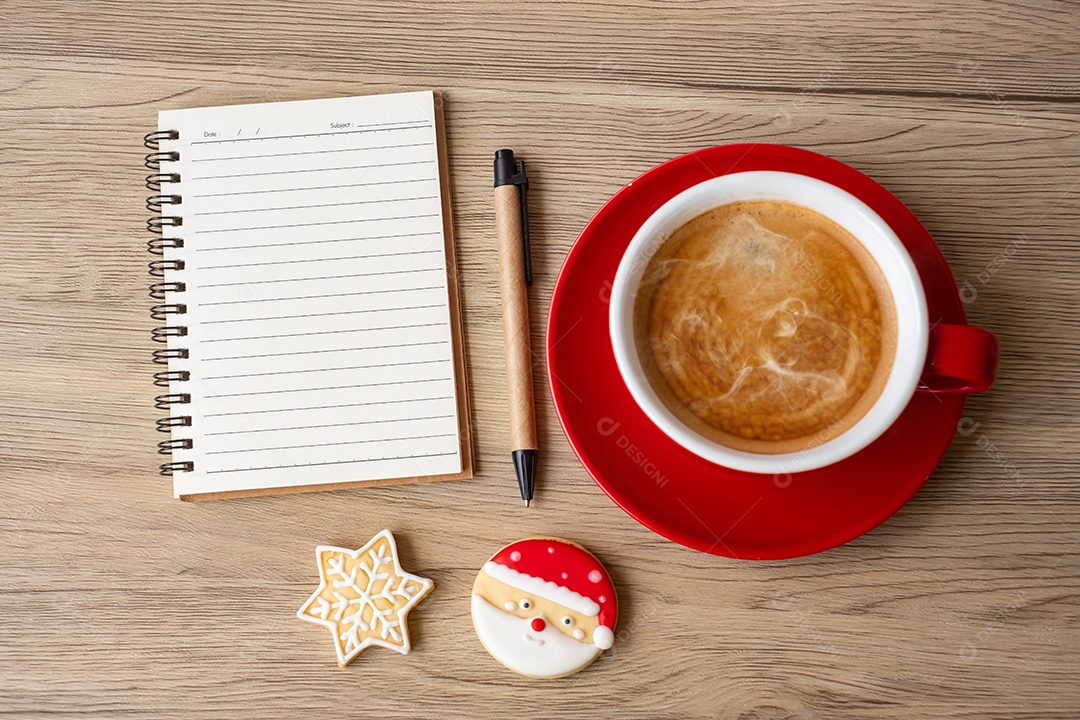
[484,538,617,649]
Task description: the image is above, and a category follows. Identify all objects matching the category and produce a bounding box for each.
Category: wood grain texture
[1,1,1078,718]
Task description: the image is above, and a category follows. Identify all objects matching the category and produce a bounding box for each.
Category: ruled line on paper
[193,159,433,181]
[203,414,455,436]
[199,266,442,288]
[200,322,446,344]
[191,176,437,200]
[201,304,445,325]
[205,432,457,456]
[204,358,447,380]
[204,452,458,474]
[199,250,441,271]
[197,194,438,217]
[200,286,444,307]
[203,395,455,418]
[190,141,432,163]
[191,122,430,145]
[198,230,441,252]
[200,340,449,362]
[196,212,440,234]
[204,376,451,399]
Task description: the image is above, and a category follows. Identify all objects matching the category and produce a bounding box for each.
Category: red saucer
[546,144,967,560]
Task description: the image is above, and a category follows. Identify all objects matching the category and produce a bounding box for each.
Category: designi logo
[597,417,669,488]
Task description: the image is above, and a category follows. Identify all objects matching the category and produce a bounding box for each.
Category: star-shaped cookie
[297,529,434,667]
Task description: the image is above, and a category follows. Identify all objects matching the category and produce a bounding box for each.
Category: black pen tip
[512,449,537,507]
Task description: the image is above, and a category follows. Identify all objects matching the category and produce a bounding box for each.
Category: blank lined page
[157,91,465,498]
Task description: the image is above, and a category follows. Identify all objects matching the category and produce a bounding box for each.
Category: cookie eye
[519,599,533,610]
[561,616,574,627]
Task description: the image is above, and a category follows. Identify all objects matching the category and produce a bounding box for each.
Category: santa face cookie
[471,538,617,678]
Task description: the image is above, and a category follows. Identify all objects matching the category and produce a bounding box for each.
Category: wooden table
[2,2,1078,717]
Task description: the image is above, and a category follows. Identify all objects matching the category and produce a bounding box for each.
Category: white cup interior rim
[609,170,929,475]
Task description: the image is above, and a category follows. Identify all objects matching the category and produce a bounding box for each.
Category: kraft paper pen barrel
[493,148,537,506]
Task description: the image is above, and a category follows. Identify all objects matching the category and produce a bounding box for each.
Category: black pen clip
[494,149,532,285]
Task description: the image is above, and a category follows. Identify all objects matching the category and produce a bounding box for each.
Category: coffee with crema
[633,200,897,455]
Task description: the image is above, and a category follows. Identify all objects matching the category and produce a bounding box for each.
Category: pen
[493,148,537,507]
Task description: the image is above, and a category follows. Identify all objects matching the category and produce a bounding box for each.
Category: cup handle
[917,323,998,394]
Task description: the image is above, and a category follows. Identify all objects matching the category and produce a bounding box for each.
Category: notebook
[144,90,473,500]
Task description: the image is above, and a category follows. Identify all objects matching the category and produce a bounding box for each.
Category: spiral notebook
[145,90,473,500]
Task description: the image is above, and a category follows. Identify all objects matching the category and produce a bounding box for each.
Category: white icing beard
[471,595,602,678]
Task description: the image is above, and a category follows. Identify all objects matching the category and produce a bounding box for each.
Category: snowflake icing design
[297,529,434,666]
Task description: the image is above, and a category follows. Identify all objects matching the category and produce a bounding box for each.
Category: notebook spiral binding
[145,129,193,477]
